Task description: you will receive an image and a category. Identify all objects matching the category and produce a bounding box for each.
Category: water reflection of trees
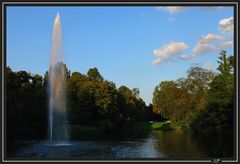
[151,130,208,158]
[151,130,233,158]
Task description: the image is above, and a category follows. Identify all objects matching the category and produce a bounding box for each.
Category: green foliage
[187,67,215,91]
[87,67,104,82]
[152,81,179,119]
[152,67,214,126]
[6,67,48,140]
[7,66,155,140]
[152,50,233,134]
[132,88,140,99]
[6,50,233,141]
[191,52,234,134]
[217,50,233,75]
[126,121,174,132]
[151,122,174,130]
[66,68,151,132]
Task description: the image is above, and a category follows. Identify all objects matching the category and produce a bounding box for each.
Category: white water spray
[48,12,68,142]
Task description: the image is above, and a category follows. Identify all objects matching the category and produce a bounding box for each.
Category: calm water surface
[8,130,233,159]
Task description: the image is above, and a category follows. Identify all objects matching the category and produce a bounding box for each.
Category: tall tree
[87,67,104,82]
[190,51,234,134]
[152,81,178,120]
[217,50,233,75]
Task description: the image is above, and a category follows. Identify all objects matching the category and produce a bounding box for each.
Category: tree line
[6,64,158,140]
[152,50,234,134]
[6,50,234,141]
[66,67,155,132]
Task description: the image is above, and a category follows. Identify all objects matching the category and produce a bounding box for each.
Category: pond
[7,130,234,160]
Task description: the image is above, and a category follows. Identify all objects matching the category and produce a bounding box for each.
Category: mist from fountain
[48,12,69,144]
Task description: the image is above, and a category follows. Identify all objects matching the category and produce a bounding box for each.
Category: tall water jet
[48,12,68,142]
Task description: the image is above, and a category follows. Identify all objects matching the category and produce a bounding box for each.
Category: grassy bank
[127,121,175,131]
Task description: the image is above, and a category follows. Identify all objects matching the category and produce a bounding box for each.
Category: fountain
[48,12,69,143]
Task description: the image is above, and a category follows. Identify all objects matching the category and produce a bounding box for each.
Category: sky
[7,6,234,105]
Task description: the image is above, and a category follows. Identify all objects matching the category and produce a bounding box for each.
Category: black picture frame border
[1,0,239,163]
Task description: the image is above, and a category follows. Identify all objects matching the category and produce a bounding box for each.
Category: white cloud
[152,58,162,65]
[153,42,188,58]
[199,33,224,44]
[179,54,194,60]
[179,33,226,60]
[151,16,234,64]
[219,17,233,35]
[217,40,233,49]
[192,33,224,57]
[192,42,216,57]
[156,7,188,13]
[152,42,188,65]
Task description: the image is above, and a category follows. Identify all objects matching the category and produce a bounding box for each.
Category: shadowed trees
[190,50,234,134]
[67,69,150,132]
[6,67,48,140]
[6,65,153,140]
[6,50,234,141]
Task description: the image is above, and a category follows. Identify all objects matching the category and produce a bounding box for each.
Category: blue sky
[7,6,234,105]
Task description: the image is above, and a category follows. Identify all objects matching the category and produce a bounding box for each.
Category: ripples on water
[12,139,164,159]
[8,130,233,159]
